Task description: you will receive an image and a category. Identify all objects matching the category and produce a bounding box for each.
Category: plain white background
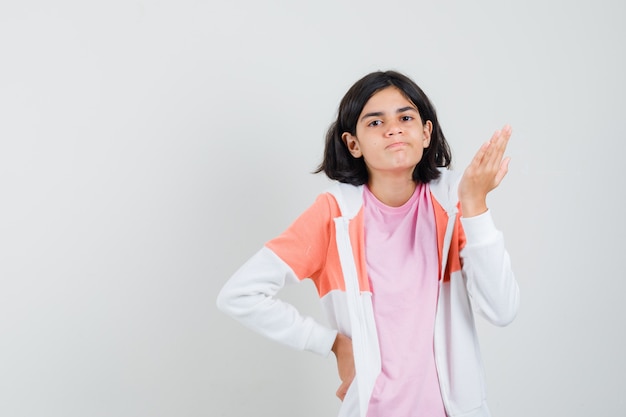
[1,1,624,416]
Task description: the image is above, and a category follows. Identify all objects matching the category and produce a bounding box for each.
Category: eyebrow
[360,106,418,122]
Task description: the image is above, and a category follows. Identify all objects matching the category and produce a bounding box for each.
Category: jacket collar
[330,167,459,219]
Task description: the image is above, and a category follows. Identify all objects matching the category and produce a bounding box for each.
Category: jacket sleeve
[216,194,338,356]
[459,210,520,326]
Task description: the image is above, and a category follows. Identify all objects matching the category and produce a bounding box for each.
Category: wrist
[460,198,487,218]
[332,333,349,356]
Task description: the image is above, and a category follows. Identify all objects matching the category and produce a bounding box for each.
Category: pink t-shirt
[363,183,446,417]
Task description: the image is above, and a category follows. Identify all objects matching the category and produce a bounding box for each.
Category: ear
[423,120,433,148]
[342,132,362,158]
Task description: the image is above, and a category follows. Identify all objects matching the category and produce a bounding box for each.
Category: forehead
[361,86,415,112]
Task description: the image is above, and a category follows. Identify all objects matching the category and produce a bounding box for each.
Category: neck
[367,173,417,207]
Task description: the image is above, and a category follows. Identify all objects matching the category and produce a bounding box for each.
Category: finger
[482,129,503,163]
[485,127,511,171]
[494,125,512,155]
[336,380,350,401]
[494,156,511,186]
[469,140,491,170]
[493,127,512,170]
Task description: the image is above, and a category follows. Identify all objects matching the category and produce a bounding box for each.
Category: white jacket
[217,168,520,417]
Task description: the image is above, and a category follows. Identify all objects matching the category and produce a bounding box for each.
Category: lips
[386,141,407,149]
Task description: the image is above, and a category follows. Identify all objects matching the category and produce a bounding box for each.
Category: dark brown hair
[315,70,451,185]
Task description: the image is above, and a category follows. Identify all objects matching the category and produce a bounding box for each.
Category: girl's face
[342,86,432,182]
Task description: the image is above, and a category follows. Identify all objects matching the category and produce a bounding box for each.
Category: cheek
[360,138,379,152]
[413,147,426,162]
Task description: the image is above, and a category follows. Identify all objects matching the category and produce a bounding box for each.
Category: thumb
[336,380,350,401]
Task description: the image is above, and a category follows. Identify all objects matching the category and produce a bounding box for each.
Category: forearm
[460,211,520,326]
[216,246,337,355]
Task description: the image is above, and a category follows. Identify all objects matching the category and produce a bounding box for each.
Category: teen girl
[217,70,520,417]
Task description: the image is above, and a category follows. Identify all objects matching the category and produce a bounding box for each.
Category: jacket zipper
[433,212,456,414]
[335,217,371,417]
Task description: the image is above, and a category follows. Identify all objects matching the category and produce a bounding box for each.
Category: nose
[385,121,402,137]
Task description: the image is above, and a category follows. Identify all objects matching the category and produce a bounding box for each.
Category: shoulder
[287,188,347,228]
[265,192,339,262]
[324,182,364,219]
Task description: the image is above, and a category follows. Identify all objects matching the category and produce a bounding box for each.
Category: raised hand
[458,125,512,217]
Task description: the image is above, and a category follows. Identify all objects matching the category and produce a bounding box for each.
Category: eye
[401,115,414,122]
[367,120,382,127]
